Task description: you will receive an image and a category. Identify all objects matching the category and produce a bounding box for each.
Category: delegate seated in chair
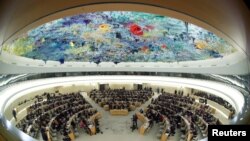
[79,119,91,135]
[62,135,71,141]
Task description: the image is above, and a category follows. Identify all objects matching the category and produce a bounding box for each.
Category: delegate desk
[197,115,209,136]
[161,133,169,141]
[136,112,149,135]
[89,112,102,135]
[89,112,102,121]
[47,117,56,141]
[88,124,96,135]
[159,117,170,141]
[47,130,51,141]
[66,111,102,137]
[181,116,193,141]
[66,115,77,140]
[136,112,146,122]
[110,109,129,116]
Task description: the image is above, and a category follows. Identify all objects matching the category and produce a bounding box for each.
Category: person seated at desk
[191,127,197,138]
[46,93,51,102]
[62,135,71,141]
[79,119,91,135]
[114,104,118,110]
[121,104,125,109]
[149,118,154,128]
[12,108,17,121]
[165,128,171,137]
[29,127,36,137]
[131,114,138,132]
[110,103,114,110]
[61,127,71,141]
[71,120,76,129]
[170,125,176,136]
[40,126,48,141]
[154,112,161,123]
[61,126,69,136]
[139,109,143,114]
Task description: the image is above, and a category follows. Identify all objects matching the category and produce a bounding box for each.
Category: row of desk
[136,112,169,141]
[181,116,193,141]
[110,109,129,116]
[46,108,101,141]
[159,117,170,141]
[136,112,149,135]
[192,95,232,119]
[67,112,102,140]
[103,104,136,111]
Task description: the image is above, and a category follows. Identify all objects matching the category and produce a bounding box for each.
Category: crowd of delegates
[16,92,98,141]
[89,88,153,111]
[139,91,220,140]
[193,91,235,117]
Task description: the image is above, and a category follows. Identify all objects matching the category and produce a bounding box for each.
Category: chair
[202,127,208,137]
[156,133,162,139]
[49,130,57,141]
[192,135,198,141]
[74,128,80,137]
[104,105,109,111]
[51,127,57,133]
[50,129,57,137]
[180,132,187,141]
[130,105,136,111]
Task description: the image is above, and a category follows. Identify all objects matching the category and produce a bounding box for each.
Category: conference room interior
[0,0,250,141]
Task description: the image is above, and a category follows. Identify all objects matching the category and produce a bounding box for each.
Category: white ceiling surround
[0,50,249,74]
[0,56,249,74]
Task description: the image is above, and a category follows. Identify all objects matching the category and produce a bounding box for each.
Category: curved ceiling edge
[0,57,249,75]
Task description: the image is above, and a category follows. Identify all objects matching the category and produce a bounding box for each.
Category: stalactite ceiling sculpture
[2,11,237,64]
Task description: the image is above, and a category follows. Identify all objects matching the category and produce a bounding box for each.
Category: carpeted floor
[74,92,166,141]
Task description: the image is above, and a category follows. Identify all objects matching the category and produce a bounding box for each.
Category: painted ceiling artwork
[2,11,237,64]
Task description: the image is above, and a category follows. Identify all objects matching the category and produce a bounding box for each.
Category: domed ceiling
[1,11,237,64]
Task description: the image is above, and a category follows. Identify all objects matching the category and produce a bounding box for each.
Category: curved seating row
[16,92,100,140]
[138,92,223,141]
[90,88,153,113]
[193,92,235,117]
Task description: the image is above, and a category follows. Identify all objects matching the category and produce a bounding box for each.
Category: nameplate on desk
[208,125,249,140]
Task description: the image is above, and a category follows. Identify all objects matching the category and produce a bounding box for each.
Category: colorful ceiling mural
[2,11,237,64]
